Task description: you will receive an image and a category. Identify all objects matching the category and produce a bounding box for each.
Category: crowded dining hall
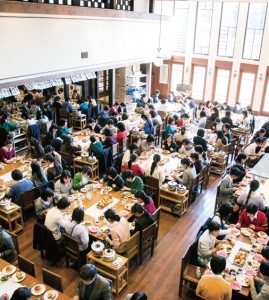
[1,0,269,299]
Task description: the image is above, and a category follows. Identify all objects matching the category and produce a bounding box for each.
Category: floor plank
[17,174,220,299]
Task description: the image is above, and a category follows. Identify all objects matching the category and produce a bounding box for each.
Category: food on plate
[159,158,169,165]
[253,254,263,262]
[252,244,264,253]
[97,195,113,208]
[232,282,242,291]
[257,238,266,245]
[226,246,233,253]
[241,228,254,236]
[236,274,249,287]
[233,251,248,267]
[34,285,42,292]
[246,260,260,269]
[103,186,112,192]
[122,191,132,197]
[16,272,24,280]
[0,275,8,282]
[245,269,256,276]
[5,266,12,272]
[162,150,170,154]
[47,292,57,299]
[257,231,267,238]
[217,250,227,258]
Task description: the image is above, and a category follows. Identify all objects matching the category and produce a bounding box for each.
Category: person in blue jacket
[141,114,154,135]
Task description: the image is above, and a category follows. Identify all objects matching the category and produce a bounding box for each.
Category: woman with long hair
[103,209,130,254]
[174,126,187,143]
[145,154,165,186]
[55,170,74,196]
[30,161,48,188]
[162,134,178,152]
[116,122,128,152]
[214,130,228,151]
[241,110,250,128]
[194,145,208,166]
[61,135,81,156]
[25,137,45,160]
[121,143,139,167]
[141,114,154,135]
[123,153,144,178]
[209,107,219,122]
[172,157,196,190]
[134,190,156,214]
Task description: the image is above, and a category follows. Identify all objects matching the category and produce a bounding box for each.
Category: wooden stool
[73,157,99,181]
[0,204,24,233]
[71,113,87,130]
[87,251,128,295]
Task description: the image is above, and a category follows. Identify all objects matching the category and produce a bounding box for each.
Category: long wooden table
[0,258,69,299]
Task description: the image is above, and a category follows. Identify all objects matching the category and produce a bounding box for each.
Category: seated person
[134,190,156,214]
[130,203,154,236]
[223,123,232,143]
[190,152,203,175]
[9,287,32,300]
[65,208,89,263]
[102,128,117,148]
[235,179,265,213]
[35,187,54,223]
[135,103,144,115]
[57,118,69,136]
[6,169,34,205]
[55,170,74,196]
[0,228,16,263]
[100,105,110,127]
[251,128,266,142]
[164,118,177,139]
[45,197,70,243]
[101,167,124,191]
[88,135,103,159]
[103,209,130,254]
[178,139,195,156]
[214,130,228,152]
[86,117,101,133]
[61,97,73,113]
[122,170,144,194]
[221,110,233,128]
[162,134,178,152]
[249,261,269,300]
[28,101,40,117]
[121,143,139,168]
[145,154,165,187]
[195,145,208,166]
[25,137,45,160]
[73,166,93,191]
[197,221,227,267]
[72,264,112,300]
[121,113,132,131]
[101,119,117,135]
[61,135,81,156]
[212,118,223,132]
[116,122,128,152]
[236,204,268,232]
[124,153,144,178]
[174,126,187,143]
[0,113,18,133]
[232,153,247,183]
[141,114,154,135]
[219,167,240,205]
[45,154,63,182]
[197,110,207,128]
[141,134,155,152]
[172,157,196,191]
[30,161,48,188]
[196,255,233,300]
[0,140,16,163]
[193,128,208,152]
[46,124,58,145]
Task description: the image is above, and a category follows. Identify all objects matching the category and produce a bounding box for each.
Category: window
[154,0,174,16]
[263,76,269,112]
[171,64,184,92]
[194,2,213,55]
[238,72,255,107]
[214,69,230,102]
[243,3,267,60]
[98,70,109,96]
[218,2,239,57]
[172,1,189,53]
[192,66,206,100]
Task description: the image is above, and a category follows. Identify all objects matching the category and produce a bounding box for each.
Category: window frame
[212,68,232,103]
[190,64,207,101]
[236,70,257,108]
[261,73,269,116]
[169,62,184,93]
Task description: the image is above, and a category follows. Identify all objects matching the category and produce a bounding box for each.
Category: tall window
[154,0,174,15]
[214,69,230,102]
[98,70,109,97]
[172,1,189,53]
[238,72,255,107]
[194,2,213,55]
[263,76,269,112]
[218,2,239,58]
[171,64,184,92]
[192,66,206,100]
[243,3,267,60]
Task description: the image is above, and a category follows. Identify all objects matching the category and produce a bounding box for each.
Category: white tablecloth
[84,197,119,219]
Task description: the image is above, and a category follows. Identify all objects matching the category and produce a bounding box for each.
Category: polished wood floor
[18,174,220,300]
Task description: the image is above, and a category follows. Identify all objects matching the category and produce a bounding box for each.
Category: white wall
[0,12,166,87]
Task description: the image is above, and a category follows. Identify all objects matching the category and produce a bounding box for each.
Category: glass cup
[121,200,127,206]
[231,238,236,245]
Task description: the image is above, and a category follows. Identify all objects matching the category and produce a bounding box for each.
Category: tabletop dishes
[232,282,242,291]
[257,238,266,245]
[44,290,59,300]
[241,228,254,237]
[216,250,228,258]
[257,231,267,238]
[88,226,100,233]
[119,210,128,217]
[2,265,16,275]
[31,284,46,296]
[11,271,26,282]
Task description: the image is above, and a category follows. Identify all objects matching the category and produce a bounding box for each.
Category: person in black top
[130,203,154,236]
[251,128,266,142]
[208,107,219,122]
[151,90,160,103]
[162,134,178,152]
[0,229,16,263]
[193,128,208,151]
[233,102,243,114]
[46,124,58,145]
[190,152,203,175]
[221,102,231,111]
[86,118,101,133]
[101,167,124,191]
[221,110,233,128]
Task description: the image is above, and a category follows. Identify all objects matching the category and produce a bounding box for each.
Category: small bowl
[232,282,242,291]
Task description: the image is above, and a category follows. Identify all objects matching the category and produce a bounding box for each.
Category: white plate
[43,290,59,300]
[125,203,133,211]
[236,274,249,287]
[257,231,267,238]
[31,284,46,296]
[100,226,110,233]
[11,271,26,282]
[2,265,16,275]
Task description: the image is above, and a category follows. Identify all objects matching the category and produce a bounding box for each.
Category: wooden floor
[18,174,220,300]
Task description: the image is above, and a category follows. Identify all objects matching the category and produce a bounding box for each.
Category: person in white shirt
[198,111,207,129]
[178,139,195,156]
[121,113,132,132]
[241,111,250,128]
[103,209,130,254]
[121,143,140,168]
[145,154,165,186]
[157,99,169,113]
[244,138,263,159]
[54,170,74,197]
[65,207,89,263]
[45,197,70,244]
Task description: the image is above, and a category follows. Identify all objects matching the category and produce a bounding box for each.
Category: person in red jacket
[123,153,144,178]
[236,204,268,232]
[116,122,128,152]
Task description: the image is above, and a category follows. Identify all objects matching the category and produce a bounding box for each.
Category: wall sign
[159,64,169,84]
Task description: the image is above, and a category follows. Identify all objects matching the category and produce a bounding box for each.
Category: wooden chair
[205,120,215,129]
[124,231,140,267]
[189,175,200,205]
[59,108,70,126]
[63,233,81,271]
[154,123,164,146]
[121,138,128,153]
[58,151,74,169]
[202,162,210,190]
[179,244,205,296]
[51,107,57,123]
[215,184,221,211]
[152,207,161,240]
[229,138,236,162]
[139,222,156,265]
[111,143,119,164]
[145,176,160,207]
[18,255,36,277]
[42,268,63,292]
[20,187,39,221]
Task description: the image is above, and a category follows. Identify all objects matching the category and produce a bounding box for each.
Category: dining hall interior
[1,0,269,299]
